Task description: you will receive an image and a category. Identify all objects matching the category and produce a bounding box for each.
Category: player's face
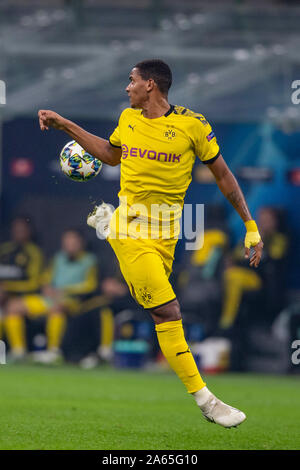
[126,68,149,108]
[258,208,277,235]
[61,232,83,257]
[11,220,31,244]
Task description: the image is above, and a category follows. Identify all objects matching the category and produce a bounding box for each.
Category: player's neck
[141,96,170,119]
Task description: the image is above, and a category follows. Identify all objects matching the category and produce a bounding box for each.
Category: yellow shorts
[23,295,80,317]
[107,207,178,309]
[23,295,50,317]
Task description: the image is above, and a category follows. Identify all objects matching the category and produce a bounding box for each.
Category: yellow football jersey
[109,105,220,225]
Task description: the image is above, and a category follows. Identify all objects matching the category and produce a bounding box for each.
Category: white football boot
[31,348,63,365]
[194,387,246,428]
[79,346,113,370]
[87,202,113,239]
[7,348,27,363]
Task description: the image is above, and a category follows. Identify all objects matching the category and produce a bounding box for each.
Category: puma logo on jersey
[128,124,135,131]
[176,348,191,357]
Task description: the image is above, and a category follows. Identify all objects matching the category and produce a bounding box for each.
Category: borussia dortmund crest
[139,287,153,305]
[164,125,176,141]
[16,253,28,266]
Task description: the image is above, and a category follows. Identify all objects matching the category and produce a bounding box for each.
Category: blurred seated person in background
[98,271,129,359]
[0,216,44,345]
[3,228,98,363]
[219,206,289,331]
[176,205,229,335]
[79,255,138,368]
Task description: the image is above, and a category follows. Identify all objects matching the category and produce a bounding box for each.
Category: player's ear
[146,78,155,92]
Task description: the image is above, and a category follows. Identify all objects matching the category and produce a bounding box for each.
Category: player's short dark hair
[11,215,34,233]
[134,59,172,95]
[10,215,38,242]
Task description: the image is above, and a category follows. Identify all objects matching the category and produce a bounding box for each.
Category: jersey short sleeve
[192,117,220,164]
[109,125,121,148]
[109,108,131,148]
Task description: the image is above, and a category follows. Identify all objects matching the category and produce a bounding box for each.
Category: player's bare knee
[5,298,26,316]
[49,307,64,316]
[150,299,181,323]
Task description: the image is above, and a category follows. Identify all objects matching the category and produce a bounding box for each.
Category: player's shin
[46,312,66,350]
[155,319,246,428]
[155,319,206,393]
[4,314,26,355]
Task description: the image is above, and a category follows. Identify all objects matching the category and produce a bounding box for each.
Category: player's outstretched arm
[207,154,264,268]
[38,109,121,166]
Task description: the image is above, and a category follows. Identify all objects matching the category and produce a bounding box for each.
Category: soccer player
[4,228,98,363]
[38,59,263,428]
[219,206,288,331]
[0,216,44,358]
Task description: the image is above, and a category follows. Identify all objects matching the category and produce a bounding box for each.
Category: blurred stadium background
[0,0,300,377]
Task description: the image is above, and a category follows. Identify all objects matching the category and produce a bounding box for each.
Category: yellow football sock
[155,319,206,393]
[100,307,114,348]
[4,315,26,351]
[46,313,66,350]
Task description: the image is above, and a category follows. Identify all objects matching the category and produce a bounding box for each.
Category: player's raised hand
[244,220,264,268]
[245,239,264,268]
[38,109,66,131]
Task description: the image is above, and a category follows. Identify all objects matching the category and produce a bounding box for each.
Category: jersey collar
[164,104,174,117]
[140,104,174,120]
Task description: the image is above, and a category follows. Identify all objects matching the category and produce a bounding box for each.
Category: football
[59,140,102,181]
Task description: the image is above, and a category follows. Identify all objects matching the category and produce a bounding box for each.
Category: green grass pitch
[0,364,299,450]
